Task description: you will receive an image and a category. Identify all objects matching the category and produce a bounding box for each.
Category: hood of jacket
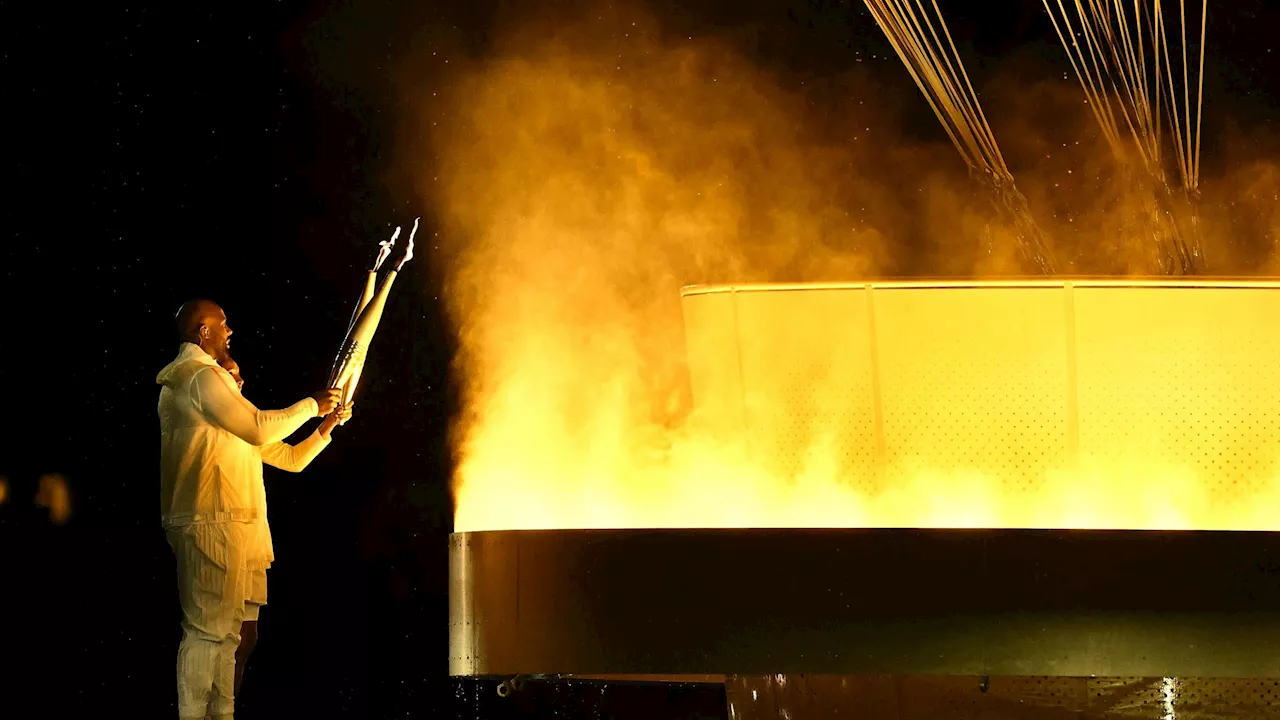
[157,342,219,388]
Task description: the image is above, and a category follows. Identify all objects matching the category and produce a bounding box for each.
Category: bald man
[157,299,342,720]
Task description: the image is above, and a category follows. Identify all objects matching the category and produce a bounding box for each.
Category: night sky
[6,1,1279,717]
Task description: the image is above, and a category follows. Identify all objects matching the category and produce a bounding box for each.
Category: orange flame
[408,4,1280,532]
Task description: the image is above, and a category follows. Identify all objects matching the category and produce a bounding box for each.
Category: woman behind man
[216,354,352,704]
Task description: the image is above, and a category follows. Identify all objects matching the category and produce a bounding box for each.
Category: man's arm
[192,366,318,446]
[260,430,331,473]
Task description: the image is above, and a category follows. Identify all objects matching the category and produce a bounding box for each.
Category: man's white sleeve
[192,367,318,446]
[260,431,332,472]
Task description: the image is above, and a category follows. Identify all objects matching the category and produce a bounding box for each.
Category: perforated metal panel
[872,287,1070,490]
[733,289,878,487]
[1073,288,1280,521]
[680,280,1280,530]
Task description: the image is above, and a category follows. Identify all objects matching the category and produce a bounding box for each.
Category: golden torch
[334,227,399,407]
[327,218,417,423]
[328,227,396,393]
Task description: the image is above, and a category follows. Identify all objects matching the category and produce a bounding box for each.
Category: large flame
[408,5,1280,532]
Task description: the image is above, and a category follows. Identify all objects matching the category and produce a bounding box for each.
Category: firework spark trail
[864,0,1058,274]
[1042,0,1209,274]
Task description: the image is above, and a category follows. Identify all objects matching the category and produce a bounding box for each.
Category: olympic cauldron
[451,280,1280,683]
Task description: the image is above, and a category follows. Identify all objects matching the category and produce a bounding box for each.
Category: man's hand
[319,403,353,439]
[312,388,342,417]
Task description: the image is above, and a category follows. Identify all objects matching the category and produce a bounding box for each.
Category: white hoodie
[157,342,328,567]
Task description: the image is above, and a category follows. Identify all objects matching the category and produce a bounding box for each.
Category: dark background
[4,1,1277,717]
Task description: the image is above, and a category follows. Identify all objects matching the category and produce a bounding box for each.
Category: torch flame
[373,226,400,273]
[396,217,418,272]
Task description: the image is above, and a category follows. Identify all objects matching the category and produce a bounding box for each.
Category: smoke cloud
[397,2,1280,527]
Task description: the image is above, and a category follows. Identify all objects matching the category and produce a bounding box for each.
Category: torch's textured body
[329,270,377,391]
[339,270,380,406]
[330,269,399,395]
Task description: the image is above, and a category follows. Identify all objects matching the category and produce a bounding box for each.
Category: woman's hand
[319,402,354,439]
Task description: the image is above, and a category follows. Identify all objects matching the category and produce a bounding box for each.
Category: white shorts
[244,567,267,621]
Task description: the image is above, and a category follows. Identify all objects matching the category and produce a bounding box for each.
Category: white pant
[167,522,263,719]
